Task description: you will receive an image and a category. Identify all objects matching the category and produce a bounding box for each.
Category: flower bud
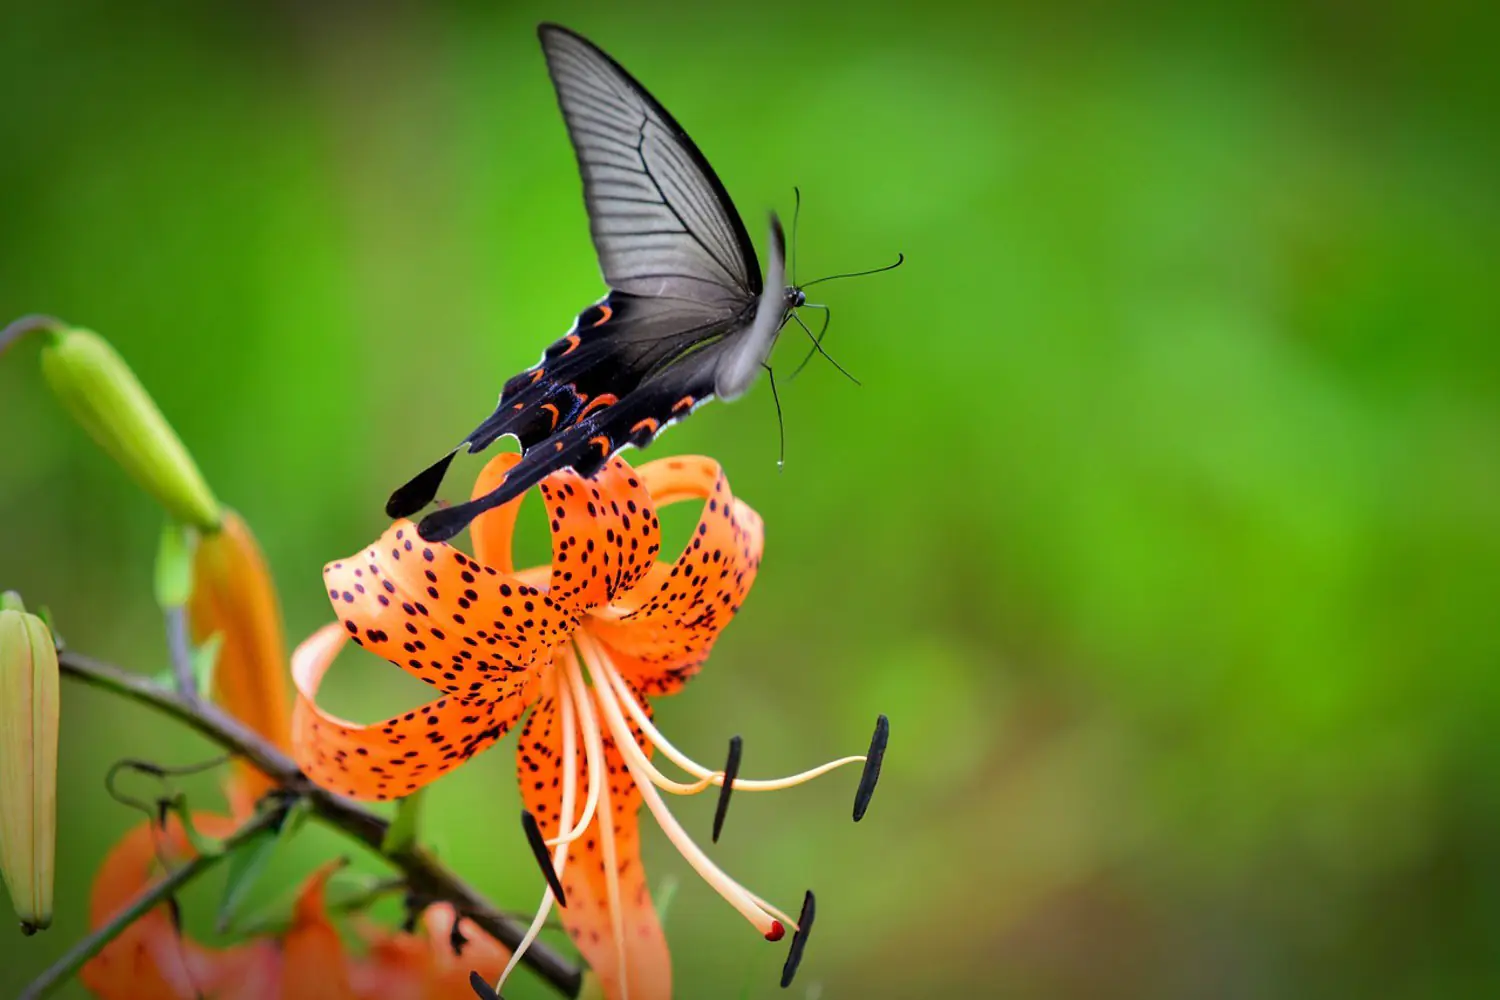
[0,593,59,933]
[39,326,221,531]
[188,511,291,815]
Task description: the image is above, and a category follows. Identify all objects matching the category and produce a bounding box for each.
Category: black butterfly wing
[538,22,761,306]
[415,339,725,543]
[388,25,789,541]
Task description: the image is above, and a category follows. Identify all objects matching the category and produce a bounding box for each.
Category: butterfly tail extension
[385,448,459,518]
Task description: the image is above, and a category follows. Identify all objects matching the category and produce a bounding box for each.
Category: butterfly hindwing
[415,347,722,542]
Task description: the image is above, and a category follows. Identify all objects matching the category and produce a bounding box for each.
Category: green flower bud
[0,593,59,934]
[39,326,221,531]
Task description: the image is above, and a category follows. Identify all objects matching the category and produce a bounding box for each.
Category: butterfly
[390,23,881,543]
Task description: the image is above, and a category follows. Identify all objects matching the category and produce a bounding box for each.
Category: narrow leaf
[216,798,309,932]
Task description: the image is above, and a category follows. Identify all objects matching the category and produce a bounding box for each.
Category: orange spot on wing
[561,334,581,356]
[630,418,660,436]
[580,393,619,419]
[555,441,565,452]
[593,304,613,326]
[589,435,612,456]
[540,402,560,430]
[671,396,695,414]
[529,368,545,385]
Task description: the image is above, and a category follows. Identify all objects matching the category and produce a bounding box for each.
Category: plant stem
[18,802,289,1000]
[56,649,584,997]
[163,605,198,701]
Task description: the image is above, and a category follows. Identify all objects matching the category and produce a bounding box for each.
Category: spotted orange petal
[517,667,671,1000]
[537,458,660,618]
[292,624,532,801]
[587,457,764,697]
[324,521,568,698]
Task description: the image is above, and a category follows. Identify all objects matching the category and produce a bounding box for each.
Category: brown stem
[56,649,583,997]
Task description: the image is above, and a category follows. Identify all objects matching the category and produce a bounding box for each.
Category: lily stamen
[546,652,604,847]
[579,634,787,943]
[492,681,581,996]
[599,649,868,792]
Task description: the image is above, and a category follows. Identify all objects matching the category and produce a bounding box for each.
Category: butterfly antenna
[799,252,905,290]
[790,186,803,286]
[791,310,859,386]
[788,303,831,381]
[762,361,786,471]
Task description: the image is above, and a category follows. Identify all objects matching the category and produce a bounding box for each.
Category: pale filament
[577,632,785,940]
[547,646,605,847]
[597,643,869,791]
[492,669,580,995]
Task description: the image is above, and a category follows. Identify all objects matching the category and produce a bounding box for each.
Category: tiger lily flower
[292,454,878,998]
[81,815,510,999]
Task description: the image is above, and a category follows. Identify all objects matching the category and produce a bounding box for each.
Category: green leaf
[380,787,427,856]
[154,523,195,609]
[191,633,222,702]
[216,798,311,933]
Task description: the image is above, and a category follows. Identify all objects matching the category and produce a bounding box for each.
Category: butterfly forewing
[539,24,760,304]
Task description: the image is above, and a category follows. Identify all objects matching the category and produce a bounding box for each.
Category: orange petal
[537,458,660,618]
[188,510,291,815]
[587,457,763,696]
[469,453,526,574]
[518,670,671,1000]
[292,624,534,801]
[323,521,568,698]
[279,861,357,1000]
[82,814,279,1000]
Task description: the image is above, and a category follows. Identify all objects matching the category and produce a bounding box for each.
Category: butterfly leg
[763,362,785,472]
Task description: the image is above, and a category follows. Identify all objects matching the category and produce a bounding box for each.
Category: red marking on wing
[561,334,582,356]
[671,396,695,414]
[589,435,612,455]
[593,304,613,326]
[580,393,619,419]
[540,403,561,430]
[630,418,660,436]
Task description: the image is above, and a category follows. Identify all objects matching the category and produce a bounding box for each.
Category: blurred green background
[3,0,1499,997]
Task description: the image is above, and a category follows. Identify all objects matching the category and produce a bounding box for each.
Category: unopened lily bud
[39,326,221,531]
[0,593,59,933]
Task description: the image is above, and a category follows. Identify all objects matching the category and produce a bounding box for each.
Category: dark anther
[712,735,743,843]
[853,714,889,822]
[780,890,816,988]
[521,809,567,907]
[449,914,470,956]
[468,969,502,999]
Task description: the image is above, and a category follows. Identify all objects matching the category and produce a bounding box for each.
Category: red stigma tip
[766,920,786,942]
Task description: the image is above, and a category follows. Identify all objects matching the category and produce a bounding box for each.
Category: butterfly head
[786,285,807,310]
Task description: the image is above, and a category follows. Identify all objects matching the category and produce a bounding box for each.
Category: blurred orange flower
[80,815,508,999]
[292,454,871,999]
[83,508,512,999]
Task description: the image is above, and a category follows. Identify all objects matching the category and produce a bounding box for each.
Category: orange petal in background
[82,813,279,1000]
[589,456,765,697]
[188,510,292,816]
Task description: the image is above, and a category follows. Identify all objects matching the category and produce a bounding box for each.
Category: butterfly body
[390,23,805,542]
